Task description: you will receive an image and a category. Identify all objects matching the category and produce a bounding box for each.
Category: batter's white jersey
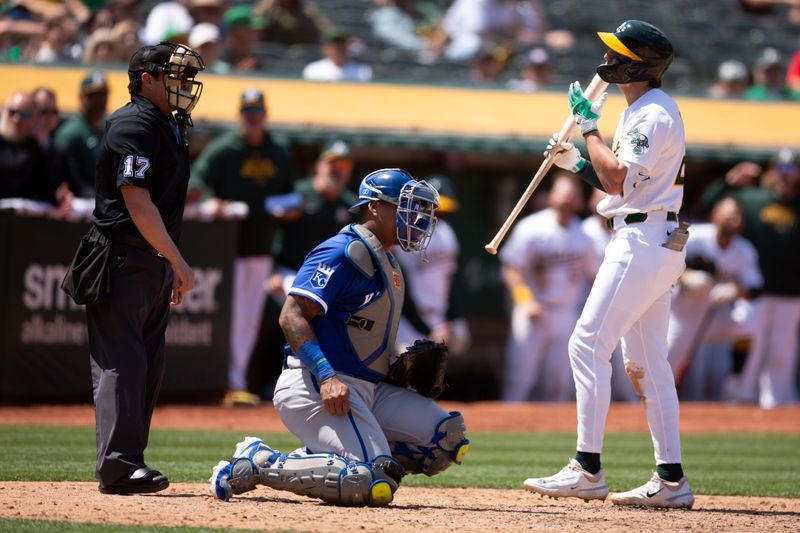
[683,224,762,288]
[501,209,598,309]
[597,88,685,218]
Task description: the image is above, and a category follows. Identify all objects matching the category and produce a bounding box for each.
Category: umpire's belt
[606,211,677,231]
[114,233,161,256]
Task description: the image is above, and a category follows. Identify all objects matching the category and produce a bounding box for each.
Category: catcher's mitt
[387,339,448,398]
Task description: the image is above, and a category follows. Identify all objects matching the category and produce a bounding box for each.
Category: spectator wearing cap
[507,46,552,92]
[254,0,329,46]
[745,47,797,101]
[223,4,266,72]
[189,88,294,406]
[302,27,373,82]
[708,60,750,99]
[54,71,109,197]
[272,140,358,278]
[0,91,56,204]
[188,22,231,74]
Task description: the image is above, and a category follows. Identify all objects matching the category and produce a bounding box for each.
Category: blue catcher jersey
[287,226,402,381]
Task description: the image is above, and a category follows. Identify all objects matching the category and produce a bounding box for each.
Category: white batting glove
[709,282,739,305]
[544,133,587,173]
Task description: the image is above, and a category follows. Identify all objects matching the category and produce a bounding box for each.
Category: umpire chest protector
[342,224,405,377]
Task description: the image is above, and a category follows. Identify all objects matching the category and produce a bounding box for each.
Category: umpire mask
[164,44,205,114]
[396,179,439,255]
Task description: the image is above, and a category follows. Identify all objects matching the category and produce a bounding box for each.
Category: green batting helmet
[596,20,673,84]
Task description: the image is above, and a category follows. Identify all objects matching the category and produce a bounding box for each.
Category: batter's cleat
[523,459,609,501]
[610,473,695,509]
[209,460,233,501]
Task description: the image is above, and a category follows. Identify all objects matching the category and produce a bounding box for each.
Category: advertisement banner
[0,212,236,402]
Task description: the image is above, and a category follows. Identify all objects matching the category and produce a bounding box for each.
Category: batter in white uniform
[501,173,597,402]
[668,198,762,399]
[523,20,695,509]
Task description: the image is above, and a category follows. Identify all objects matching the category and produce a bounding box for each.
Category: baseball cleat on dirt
[209,460,233,501]
[609,473,695,509]
[523,459,609,501]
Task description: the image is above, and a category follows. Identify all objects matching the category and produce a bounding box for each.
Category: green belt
[606,211,677,231]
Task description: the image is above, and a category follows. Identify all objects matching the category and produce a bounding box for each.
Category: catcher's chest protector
[342,224,405,376]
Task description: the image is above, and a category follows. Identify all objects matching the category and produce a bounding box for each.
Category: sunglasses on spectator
[7,109,33,121]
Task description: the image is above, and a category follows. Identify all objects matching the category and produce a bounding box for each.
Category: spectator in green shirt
[189,87,294,407]
[54,71,109,197]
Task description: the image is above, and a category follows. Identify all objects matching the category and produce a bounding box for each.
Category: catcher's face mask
[395,180,439,255]
[163,44,205,114]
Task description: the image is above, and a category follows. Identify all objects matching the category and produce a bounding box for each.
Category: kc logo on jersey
[310,264,335,289]
[627,129,649,155]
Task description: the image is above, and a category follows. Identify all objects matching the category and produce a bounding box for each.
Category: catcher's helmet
[596,20,672,84]
[349,168,440,254]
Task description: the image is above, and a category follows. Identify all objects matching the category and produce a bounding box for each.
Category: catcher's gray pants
[273,365,448,462]
[86,244,173,487]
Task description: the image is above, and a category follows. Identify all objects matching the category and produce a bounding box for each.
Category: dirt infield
[1,402,798,532]
[1,482,799,533]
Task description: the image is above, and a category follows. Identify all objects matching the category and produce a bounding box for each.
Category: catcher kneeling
[209,169,469,506]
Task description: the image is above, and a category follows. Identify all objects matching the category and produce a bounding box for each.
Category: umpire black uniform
[62,42,205,494]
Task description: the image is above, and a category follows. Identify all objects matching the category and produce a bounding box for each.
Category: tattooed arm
[279,295,350,415]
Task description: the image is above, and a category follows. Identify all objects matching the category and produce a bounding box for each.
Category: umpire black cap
[128,41,177,81]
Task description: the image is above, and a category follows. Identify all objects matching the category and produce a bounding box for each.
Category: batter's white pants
[503,305,577,402]
[228,256,273,391]
[273,367,449,461]
[737,296,800,409]
[569,221,686,464]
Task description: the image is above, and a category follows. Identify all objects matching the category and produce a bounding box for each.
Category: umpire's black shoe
[99,467,170,495]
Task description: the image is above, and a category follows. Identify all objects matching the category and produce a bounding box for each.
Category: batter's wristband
[296,341,336,383]
[577,160,606,192]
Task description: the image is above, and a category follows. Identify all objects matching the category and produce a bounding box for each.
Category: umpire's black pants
[86,243,174,487]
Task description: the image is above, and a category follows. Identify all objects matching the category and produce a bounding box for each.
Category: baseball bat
[484,74,609,255]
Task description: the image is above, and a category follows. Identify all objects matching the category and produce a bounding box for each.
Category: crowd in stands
[0,0,798,96]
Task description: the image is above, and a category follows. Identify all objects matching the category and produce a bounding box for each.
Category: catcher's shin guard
[392,411,469,476]
[257,453,399,506]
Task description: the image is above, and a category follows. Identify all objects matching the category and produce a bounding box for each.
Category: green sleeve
[190,137,226,192]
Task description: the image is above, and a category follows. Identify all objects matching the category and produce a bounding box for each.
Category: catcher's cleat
[523,459,608,501]
[209,460,233,501]
[609,473,694,509]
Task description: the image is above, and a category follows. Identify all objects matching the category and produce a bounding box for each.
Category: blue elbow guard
[296,341,336,382]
